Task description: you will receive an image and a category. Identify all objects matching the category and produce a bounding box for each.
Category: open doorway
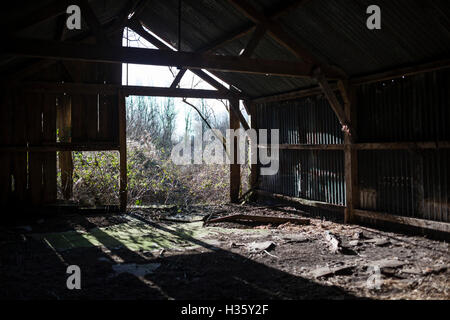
[121,27,250,207]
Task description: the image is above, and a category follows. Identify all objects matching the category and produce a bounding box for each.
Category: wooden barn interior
[0,0,449,300]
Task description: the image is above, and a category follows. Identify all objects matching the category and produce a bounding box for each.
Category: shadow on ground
[0,212,363,300]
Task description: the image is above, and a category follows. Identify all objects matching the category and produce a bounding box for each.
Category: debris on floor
[206,214,310,226]
[247,241,276,253]
[324,231,342,254]
[0,204,448,300]
[311,264,356,279]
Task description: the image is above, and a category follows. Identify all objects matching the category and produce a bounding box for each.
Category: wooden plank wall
[0,60,121,209]
[0,89,57,207]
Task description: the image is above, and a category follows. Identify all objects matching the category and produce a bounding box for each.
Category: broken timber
[205,214,310,225]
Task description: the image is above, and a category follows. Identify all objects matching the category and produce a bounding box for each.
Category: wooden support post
[57,95,73,200]
[339,80,359,223]
[249,101,259,199]
[118,91,127,212]
[230,98,241,203]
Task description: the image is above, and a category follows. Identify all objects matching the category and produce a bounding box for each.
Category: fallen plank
[311,265,355,278]
[368,259,408,269]
[206,214,310,225]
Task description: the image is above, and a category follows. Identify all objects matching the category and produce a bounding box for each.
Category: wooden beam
[259,144,344,151]
[118,91,127,212]
[227,0,346,78]
[255,190,345,213]
[3,17,124,81]
[57,95,73,200]
[249,102,259,197]
[3,38,319,77]
[354,209,450,234]
[314,71,351,135]
[351,59,450,86]
[0,143,120,152]
[170,68,187,88]
[196,0,309,53]
[240,24,266,58]
[354,141,450,150]
[230,98,241,203]
[252,85,337,104]
[129,20,251,131]
[129,20,232,93]
[13,82,246,99]
[23,37,310,82]
[252,58,450,104]
[229,101,250,131]
[259,142,450,151]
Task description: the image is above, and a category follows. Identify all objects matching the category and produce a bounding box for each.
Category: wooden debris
[423,265,447,275]
[205,214,310,225]
[247,241,276,253]
[281,234,309,244]
[311,265,355,278]
[401,267,423,275]
[365,238,391,246]
[348,240,360,247]
[324,231,342,253]
[369,258,407,270]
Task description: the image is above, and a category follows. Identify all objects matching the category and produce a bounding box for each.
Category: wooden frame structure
[1,0,449,234]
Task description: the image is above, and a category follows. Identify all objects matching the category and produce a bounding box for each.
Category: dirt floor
[0,204,448,300]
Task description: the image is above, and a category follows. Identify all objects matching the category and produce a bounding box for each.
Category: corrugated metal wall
[256,95,345,207]
[255,69,450,224]
[357,69,450,223]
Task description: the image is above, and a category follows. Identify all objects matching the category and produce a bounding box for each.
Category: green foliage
[68,142,230,206]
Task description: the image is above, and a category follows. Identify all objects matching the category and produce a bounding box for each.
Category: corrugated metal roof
[2,0,450,97]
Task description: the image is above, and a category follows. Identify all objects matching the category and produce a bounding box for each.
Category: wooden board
[0,89,12,206]
[98,94,119,143]
[206,214,310,225]
[10,91,28,205]
[230,99,241,203]
[42,94,57,203]
[26,92,44,205]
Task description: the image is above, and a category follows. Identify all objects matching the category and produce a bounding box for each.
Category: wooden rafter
[314,70,351,136]
[196,0,309,53]
[129,19,246,93]
[240,24,266,58]
[170,68,187,88]
[127,19,251,131]
[252,58,450,104]
[227,0,346,78]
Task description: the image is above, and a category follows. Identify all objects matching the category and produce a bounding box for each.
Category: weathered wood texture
[4,37,344,79]
[118,91,127,212]
[0,90,57,207]
[354,209,450,234]
[0,36,122,208]
[57,95,73,200]
[256,190,346,213]
[341,82,359,223]
[230,99,241,203]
